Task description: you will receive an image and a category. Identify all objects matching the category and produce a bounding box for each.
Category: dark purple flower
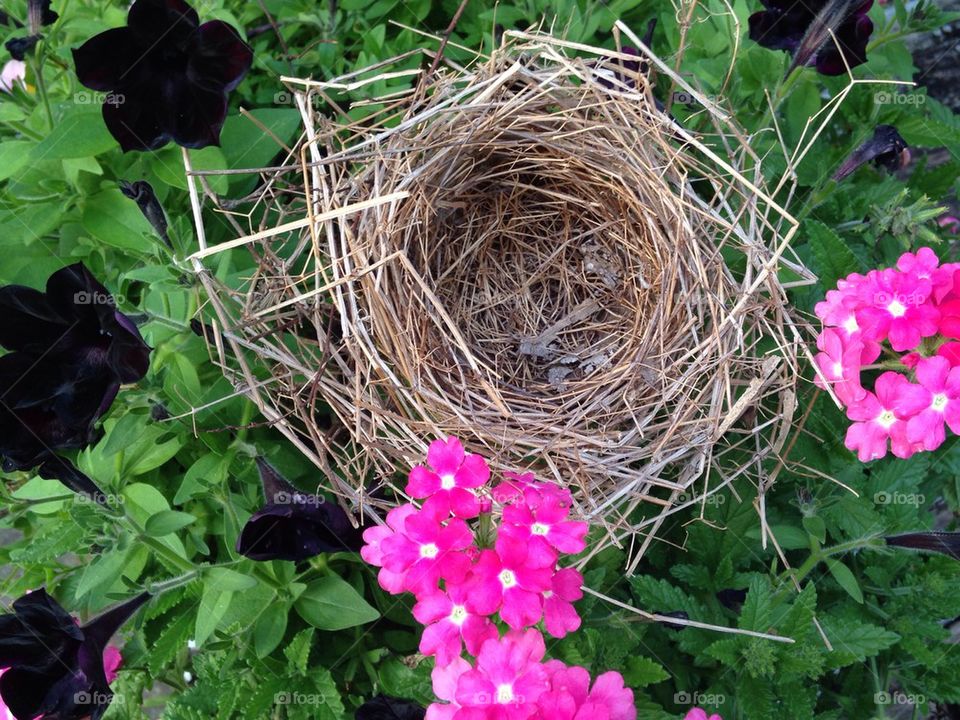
[749,0,874,76]
[119,180,171,248]
[3,1,58,60]
[0,263,150,500]
[885,531,960,561]
[236,458,363,562]
[0,589,149,720]
[71,0,253,152]
[355,695,426,720]
[833,124,909,181]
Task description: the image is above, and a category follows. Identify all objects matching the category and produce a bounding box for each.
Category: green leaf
[821,618,899,666]
[739,576,772,632]
[149,145,228,194]
[825,558,863,603]
[294,575,379,630]
[0,140,33,181]
[126,434,182,475]
[144,510,197,537]
[205,567,257,592]
[284,627,315,676]
[254,601,289,658]
[195,585,233,646]
[220,108,301,172]
[76,547,131,598]
[122,483,188,560]
[623,656,670,687]
[31,106,116,159]
[82,189,155,252]
[805,219,861,291]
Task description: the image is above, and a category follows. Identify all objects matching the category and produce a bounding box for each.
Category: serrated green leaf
[284,627,315,676]
[806,219,861,291]
[623,656,670,687]
[739,576,772,632]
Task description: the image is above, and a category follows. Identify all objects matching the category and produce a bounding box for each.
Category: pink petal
[428,437,466,476]
[456,671,496,707]
[413,592,453,624]
[448,487,481,518]
[548,522,588,554]
[500,588,544,629]
[407,466,442,498]
[457,453,491,488]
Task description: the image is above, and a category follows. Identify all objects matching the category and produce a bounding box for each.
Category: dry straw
[185,26,813,571]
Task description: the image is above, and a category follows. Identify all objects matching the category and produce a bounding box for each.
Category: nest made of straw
[188,28,812,565]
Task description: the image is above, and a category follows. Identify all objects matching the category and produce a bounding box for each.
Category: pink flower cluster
[361,437,635,720]
[814,247,960,461]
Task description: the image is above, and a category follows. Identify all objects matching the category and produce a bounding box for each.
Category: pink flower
[413,584,499,666]
[0,60,25,94]
[684,709,723,720]
[814,274,866,335]
[407,437,490,518]
[854,269,939,351]
[454,630,549,720]
[537,661,636,720]
[492,471,537,505]
[466,537,553,630]
[543,568,583,638]
[499,487,587,566]
[812,328,878,405]
[361,504,419,594]
[380,505,475,596]
[897,248,956,302]
[427,657,471,720]
[906,356,960,451]
[844,372,929,461]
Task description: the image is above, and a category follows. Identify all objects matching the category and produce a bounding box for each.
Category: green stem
[27,53,53,129]
[1,119,43,141]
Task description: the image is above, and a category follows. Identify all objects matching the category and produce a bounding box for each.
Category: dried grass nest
[187,27,812,565]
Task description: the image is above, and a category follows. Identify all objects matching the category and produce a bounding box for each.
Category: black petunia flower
[885,531,960,561]
[749,0,873,76]
[119,180,171,248]
[0,263,150,500]
[236,457,363,562]
[72,0,253,152]
[0,589,150,720]
[3,1,59,60]
[355,695,426,720]
[833,124,909,181]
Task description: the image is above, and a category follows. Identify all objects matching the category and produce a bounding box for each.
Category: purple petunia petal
[189,20,253,92]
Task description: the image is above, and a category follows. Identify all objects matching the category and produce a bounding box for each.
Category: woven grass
[185,27,812,567]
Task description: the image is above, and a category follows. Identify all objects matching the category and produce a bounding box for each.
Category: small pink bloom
[426,657,471,720]
[684,709,723,720]
[939,215,960,234]
[407,437,490,518]
[583,671,635,720]
[543,567,583,638]
[815,274,865,335]
[906,356,960,451]
[844,372,929,461]
[361,504,418,594]
[499,488,587,566]
[380,506,475,596]
[854,269,938,351]
[812,328,877,405]
[537,662,635,720]
[0,60,25,93]
[455,630,549,720]
[901,352,921,369]
[492,471,537,505]
[413,584,499,666]
[466,537,553,630]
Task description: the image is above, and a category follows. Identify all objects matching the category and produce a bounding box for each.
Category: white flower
[0,60,25,93]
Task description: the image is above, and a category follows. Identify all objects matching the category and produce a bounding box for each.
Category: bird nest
[186,28,810,564]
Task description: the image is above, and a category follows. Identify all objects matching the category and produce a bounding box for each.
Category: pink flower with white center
[466,537,553,630]
[536,661,636,720]
[499,489,587,566]
[454,630,549,720]
[361,503,419,594]
[684,710,723,720]
[426,657,471,720]
[854,268,939,351]
[543,567,583,638]
[844,372,929,461]
[812,328,878,405]
[380,506,475,596]
[906,356,960,451]
[413,584,499,666]
[407,437,490,518]
[815,273,867,336]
